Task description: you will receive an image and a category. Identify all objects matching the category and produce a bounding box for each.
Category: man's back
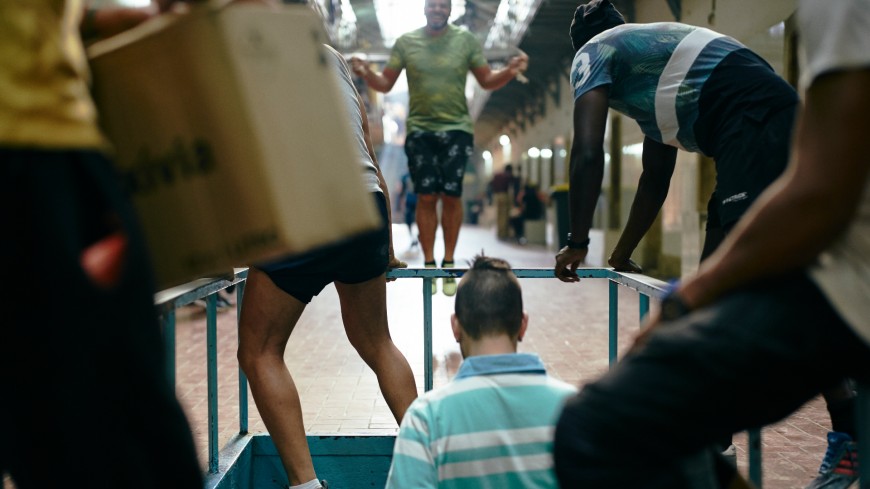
[571,22,795,154]
[387,354,576,488]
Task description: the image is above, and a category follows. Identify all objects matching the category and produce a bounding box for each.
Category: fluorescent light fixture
[115,0,151,6]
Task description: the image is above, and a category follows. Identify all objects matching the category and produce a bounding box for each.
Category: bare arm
[470,53,528,91]
[679,68,870,309]
[554,87,610,281]
[351,61,402,93]
[608,137,677,272]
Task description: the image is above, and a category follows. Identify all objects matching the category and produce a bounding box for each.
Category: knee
[237,341,270,376]
[237,346,255,375]
[441,196,462,211]
[418,194,438,209]
[347,333,392,366]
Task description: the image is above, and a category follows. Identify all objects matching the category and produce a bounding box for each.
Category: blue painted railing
[154,267,868,488]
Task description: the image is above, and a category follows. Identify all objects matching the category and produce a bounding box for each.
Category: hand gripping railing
[154,267,868,488]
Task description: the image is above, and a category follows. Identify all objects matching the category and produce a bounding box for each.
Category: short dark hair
[454,255,523,339]
[569,0,626,51]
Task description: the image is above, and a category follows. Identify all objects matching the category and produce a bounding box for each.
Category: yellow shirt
[0,0,104,149]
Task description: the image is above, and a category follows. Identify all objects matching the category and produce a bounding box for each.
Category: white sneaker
[722,444,737,468]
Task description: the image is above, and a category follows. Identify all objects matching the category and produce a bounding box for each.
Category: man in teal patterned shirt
[352,0,526,296]
[553,2,859,487]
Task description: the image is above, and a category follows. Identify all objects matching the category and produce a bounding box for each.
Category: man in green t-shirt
[352,0,526,296]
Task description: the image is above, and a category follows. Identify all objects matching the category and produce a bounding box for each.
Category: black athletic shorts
[256,192,389,303]
[705,103,798,230]
[404,130,473,197]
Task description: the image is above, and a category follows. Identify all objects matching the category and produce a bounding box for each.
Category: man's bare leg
[335,274,417,422]
[440,195,463,264]
[237,268,314,485]
[417,193,439,264]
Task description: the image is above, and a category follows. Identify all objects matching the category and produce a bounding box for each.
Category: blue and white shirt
[385,353,576,489]
[571,22,748,153]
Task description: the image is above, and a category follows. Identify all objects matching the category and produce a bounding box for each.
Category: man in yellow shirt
[0,2,201,486]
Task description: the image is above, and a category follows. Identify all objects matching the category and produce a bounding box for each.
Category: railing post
[609,281,618,366]
[236,281,248,434]
[162,310,176,388]
[423,278,433,392]
[639,294,650,324]
[206,294,219,473]
[748,428,763,487]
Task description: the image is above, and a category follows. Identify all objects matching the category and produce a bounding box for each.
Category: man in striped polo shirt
[386,256,576,488]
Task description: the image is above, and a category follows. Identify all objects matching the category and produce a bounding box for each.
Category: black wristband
[566,233,590,249]
[660,291,691,321]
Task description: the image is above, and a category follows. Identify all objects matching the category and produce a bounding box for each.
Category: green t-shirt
[386,25,487,134]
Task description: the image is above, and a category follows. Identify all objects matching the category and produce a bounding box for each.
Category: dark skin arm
[554,87,609,282]
[608,136,677,272]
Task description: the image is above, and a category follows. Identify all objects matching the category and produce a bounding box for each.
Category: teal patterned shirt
[570,22,747,153]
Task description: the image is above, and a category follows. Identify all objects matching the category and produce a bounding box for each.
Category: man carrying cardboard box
[236,45,418,489]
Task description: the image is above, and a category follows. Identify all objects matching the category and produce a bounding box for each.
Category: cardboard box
[88,3,381,289]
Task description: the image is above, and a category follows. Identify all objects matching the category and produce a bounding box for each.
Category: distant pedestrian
[490,164,519,240]
[398,172,419,250]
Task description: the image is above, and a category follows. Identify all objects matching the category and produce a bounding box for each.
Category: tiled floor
[172,223,832,489]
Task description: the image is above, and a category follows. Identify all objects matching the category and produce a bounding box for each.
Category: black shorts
[0,149,202,487]
[404,130,473,197]
[256,192,389,303]
[708,103,798,229]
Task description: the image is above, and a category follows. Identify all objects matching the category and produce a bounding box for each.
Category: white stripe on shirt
[655,27,723,148]
[423,373,560,403]
[438,453,554,481]
[393,436,433,464]
[433,426,555,454]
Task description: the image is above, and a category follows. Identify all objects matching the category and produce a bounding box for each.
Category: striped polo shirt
[570,22,748,153]
[385,353,576,488]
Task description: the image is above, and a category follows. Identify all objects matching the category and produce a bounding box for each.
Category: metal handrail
[154,266,665,473]
[154,267,867,488]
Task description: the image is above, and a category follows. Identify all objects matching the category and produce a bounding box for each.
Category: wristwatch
[566,233,590,249]
[659,291,691,321]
